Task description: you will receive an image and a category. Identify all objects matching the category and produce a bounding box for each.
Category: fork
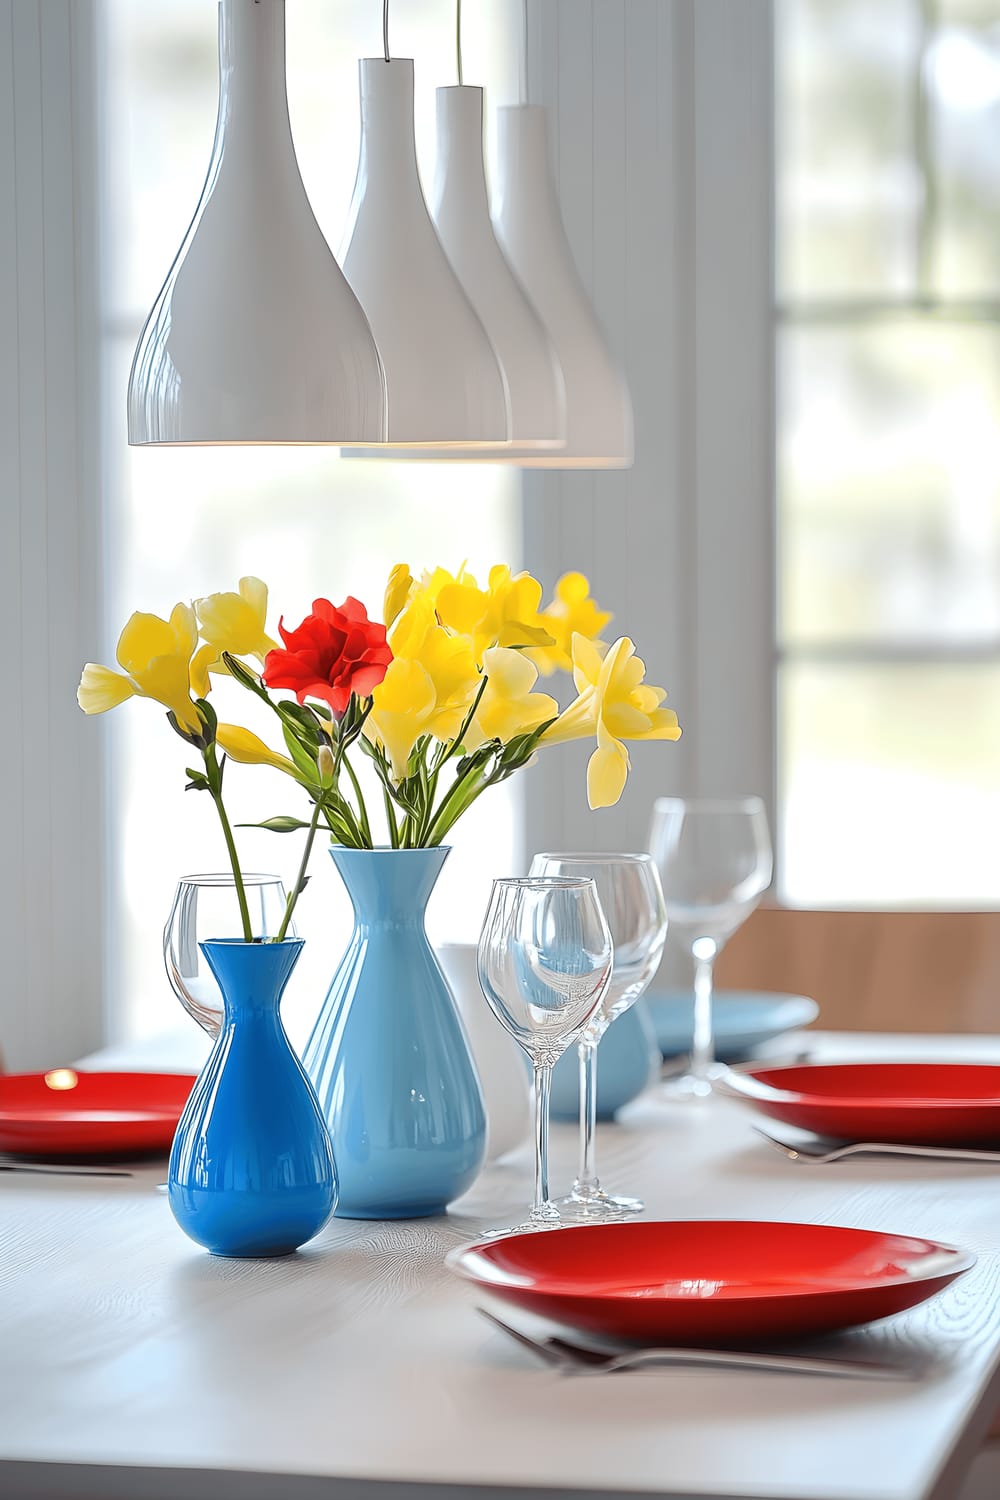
[0,1161,133,1178]
[478,1309,914,1380]
[753,1126,1000,1165]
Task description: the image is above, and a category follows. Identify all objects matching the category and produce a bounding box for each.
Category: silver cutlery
[753,1126,1000,1165]
[0,1161,133,1178]
[478,1308,914,1380]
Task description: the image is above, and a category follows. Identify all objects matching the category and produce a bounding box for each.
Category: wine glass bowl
[477,876,613,1235]
[648,797,773,1097]
[164,873,292,1037]
[529,853,667,1219]
[478,878,613,1063]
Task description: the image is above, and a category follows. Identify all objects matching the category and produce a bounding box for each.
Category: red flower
[262,597,392,715]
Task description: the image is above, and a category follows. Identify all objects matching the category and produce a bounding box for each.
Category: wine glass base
[553,1189,644,1220]
[476,1217,566,1240]
[659,1064,725,1101]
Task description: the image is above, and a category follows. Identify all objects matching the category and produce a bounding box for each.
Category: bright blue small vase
[550,999,660,1121]
[304,846,487,1220]
[168,938,337,1257]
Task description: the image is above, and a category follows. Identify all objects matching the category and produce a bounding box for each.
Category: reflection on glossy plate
[720,1062,1000,1147]
[647,991,818,1061]
[0,1071,196,1158]
[446,1220,974,1344]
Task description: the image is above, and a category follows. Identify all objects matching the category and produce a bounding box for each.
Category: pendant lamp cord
[519,0,528,105]
[383,0,390,62]
[456,0,463,85]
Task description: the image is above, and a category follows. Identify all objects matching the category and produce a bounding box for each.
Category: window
[776,0,1000,904]
[97,0,521,1042]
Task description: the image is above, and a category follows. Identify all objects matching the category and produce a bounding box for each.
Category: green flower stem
[381,784,400,849]
[342,754,373,847]
[277,787,325,942]
[423,763,488,847]
[205,765,253,942]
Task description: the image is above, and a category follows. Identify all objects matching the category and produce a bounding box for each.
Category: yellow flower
[476,565,555,657]
[543,634,681,809]
[366,658,438,780]
[77,604,204,735]
[465,648,559,750]
[383,564,415,629]
[193,577,277,684]
[422,564,489,634]
[215,725,302,780]
[366,592,481,778]
[529,572,612,676]
[425,563,554,663]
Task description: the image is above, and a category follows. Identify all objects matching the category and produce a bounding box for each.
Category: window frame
[0,0,106,1069]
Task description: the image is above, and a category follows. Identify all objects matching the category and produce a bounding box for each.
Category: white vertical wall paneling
[552,0,599,849]
[523,0,690,857]
[0,1,104,1069]
[523,0,774,859]
[620,0,689,850]
[692,0,775,821]
[0,0,27,1068]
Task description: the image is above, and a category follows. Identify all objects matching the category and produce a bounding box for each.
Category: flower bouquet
[79,562,680,1219]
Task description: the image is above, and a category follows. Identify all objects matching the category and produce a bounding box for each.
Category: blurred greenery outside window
[98,1,521,1042]
[777,0,1000,904]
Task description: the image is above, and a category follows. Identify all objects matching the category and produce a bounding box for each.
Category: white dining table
[2,1029,1000,1500]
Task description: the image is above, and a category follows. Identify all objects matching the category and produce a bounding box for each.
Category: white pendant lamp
[348,102,633,469]
[492,105,634,469]
[128,0,385,446]
[433,85,564,448]
[340,54,509,447]
[346,82,565,463]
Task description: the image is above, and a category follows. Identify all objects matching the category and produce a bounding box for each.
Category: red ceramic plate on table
[720,1062,1000,1146]
[447,1220,973,1344]
[0,1070,196,1158]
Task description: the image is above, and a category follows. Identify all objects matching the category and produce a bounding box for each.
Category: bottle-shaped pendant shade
[340,60,509,447]
[492,105,633,469]
[344,84,564,464]
[128,0,386,446]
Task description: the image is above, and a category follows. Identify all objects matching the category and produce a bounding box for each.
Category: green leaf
[276,700,323,743]
[281,723,321,781]
[195,697,218,735]
[166,709,204,749]
[325,811,360,844]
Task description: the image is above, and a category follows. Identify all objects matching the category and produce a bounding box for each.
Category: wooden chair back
[712,908,1000,1034]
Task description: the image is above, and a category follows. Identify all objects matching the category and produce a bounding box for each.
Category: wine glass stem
[531,1063,552,1218]
[691,948,716,1084]
[575,1038,600,1197]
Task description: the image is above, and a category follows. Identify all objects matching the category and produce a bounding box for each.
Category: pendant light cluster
[127,0,632,468]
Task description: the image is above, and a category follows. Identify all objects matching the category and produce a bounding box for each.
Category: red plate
[721,1062,1000,1146]
[447,1220,973,1344]
[0,1070,196,1159]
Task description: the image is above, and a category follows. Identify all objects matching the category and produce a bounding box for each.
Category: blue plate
[646,990,819,1062]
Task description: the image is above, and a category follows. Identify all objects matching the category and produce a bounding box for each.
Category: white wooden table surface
[3,1031,1000,1500]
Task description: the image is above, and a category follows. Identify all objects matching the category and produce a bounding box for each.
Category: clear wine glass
[648,797,773,1098]
[163,873,292,1037]
[477,876,613,1237]
[529,853,666,1219]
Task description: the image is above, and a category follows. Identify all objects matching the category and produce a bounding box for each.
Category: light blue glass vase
[168,938,337,1257]
[550,999,660,1122]
[304,846,487,1220]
